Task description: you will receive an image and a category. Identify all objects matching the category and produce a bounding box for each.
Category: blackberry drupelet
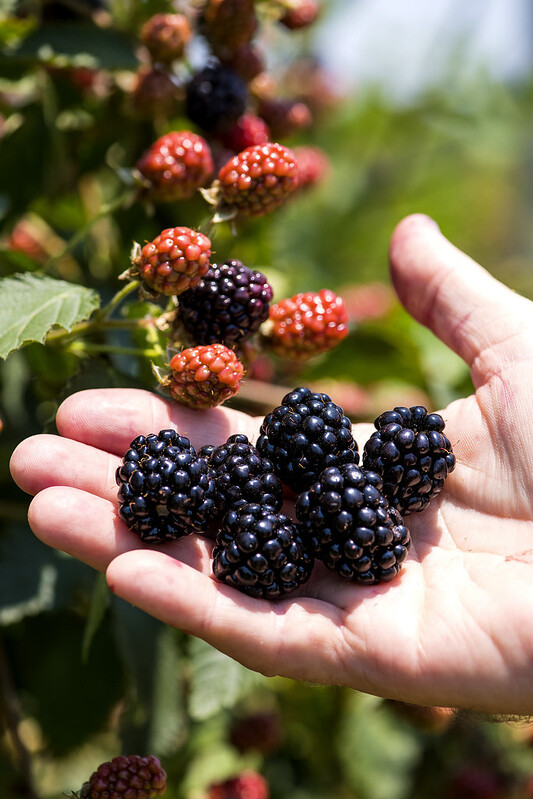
[177,260,273,347]
[362,405,456,515]
[213,503,314,599]
[204,434,283,513]
[185,62,247,134]
[256,386,358,494]
[296,463,410,584]
[116,430,220,542]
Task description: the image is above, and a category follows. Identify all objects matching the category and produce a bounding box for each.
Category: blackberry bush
[362,405,456,515]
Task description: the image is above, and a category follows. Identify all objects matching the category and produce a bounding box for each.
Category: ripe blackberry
[213,504,314,599]
[177,259,273,346]
[140,12,192,64]
[116,430,220,542]
[362,406,456,515]
[215,142,299,217]
[185,62,247,134]
[136,130,214,202]
[79,754,167,799]
[257,386,358,494]
[206,433,283,513]
[131,226,211,296]
[296,464,411,584]
[263,289,349,360]
[169,343,244,409]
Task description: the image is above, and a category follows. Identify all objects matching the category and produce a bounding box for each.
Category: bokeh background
[1,0,533,797]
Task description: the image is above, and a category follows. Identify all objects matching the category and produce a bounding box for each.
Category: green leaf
[187,637,262,721]
[0,273,100,359]
[148,626,186,755]
[81,572,110,663]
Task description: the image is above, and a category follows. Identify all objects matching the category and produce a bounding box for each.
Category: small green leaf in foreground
[0,272,100,359]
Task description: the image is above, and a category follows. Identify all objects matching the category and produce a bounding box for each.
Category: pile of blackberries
[116,387,455,599]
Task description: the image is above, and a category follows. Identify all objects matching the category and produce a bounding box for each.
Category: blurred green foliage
[1,0,533,797]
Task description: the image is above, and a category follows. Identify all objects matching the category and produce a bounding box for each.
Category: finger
[389,214,533,380]
[10,435,120,500]
[106,548,349,685]
[56,388,261,455]
[28,486,213,572]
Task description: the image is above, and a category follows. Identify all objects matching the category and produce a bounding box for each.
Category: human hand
[10,214,533,715]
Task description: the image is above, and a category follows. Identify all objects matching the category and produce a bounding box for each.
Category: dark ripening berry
[140,13,192,64]
[296,463,411,584]
[205,434,283,513]
[201,0,258,58]
[185,62,247,134]
[362,405,456,515]
[177,259,273,346]
[132,226,211,296]
[79,755,167,799]
[136,130,214,202]
[213,503,314,599]
[116,430,221,542]
[216,142,299,217]
[263,289,348,360]
[169,343,244,409]
[229,710,282,754]
[257,386,359,494]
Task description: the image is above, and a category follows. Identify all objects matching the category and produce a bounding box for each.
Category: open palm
[10,215,533,715]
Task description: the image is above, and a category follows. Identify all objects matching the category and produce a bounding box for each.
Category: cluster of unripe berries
[116,387,456,598]
[126,227,348,409]
[132,0,331,209]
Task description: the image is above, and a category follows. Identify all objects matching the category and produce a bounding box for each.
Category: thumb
[389,215,532,384]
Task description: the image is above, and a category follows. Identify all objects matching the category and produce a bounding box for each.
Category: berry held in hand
[296,463,411,584]
[362,405,456,515]
[116,430,220,542]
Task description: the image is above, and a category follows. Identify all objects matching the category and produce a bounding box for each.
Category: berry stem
[96,279,141,321]
[66,341,165,359]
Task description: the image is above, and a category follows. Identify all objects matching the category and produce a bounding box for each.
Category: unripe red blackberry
[116,430,221,542]
[256,98,312,139]
[131,226,211,296]
[214,142,299,217]
[293,145,330,191]
[140,12,192,64]
[229,710,282,753]
[221,45,265,82]
[185,62,247,134]
[207,771,270,799]
[204,433,283,513]
[136,131,214,202]
[263,289,349,360]
[213,504,314,599]
[169,344,244,409]
[201,0,258,58]
[218,113,270,153]
[176,259,273,347]
[278,0,321,30]
[257,386,359,494]
[362,406,456,515]
[296,464,411,584]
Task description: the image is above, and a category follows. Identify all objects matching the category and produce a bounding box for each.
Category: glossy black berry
[177,260,273,347]
[213,503,314,599]
[295,463,410,584]
[185,62,247,133]
[204,433,283,513]
[257,386,359,494]
[116,429,221,542]
[362,405,456,515]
